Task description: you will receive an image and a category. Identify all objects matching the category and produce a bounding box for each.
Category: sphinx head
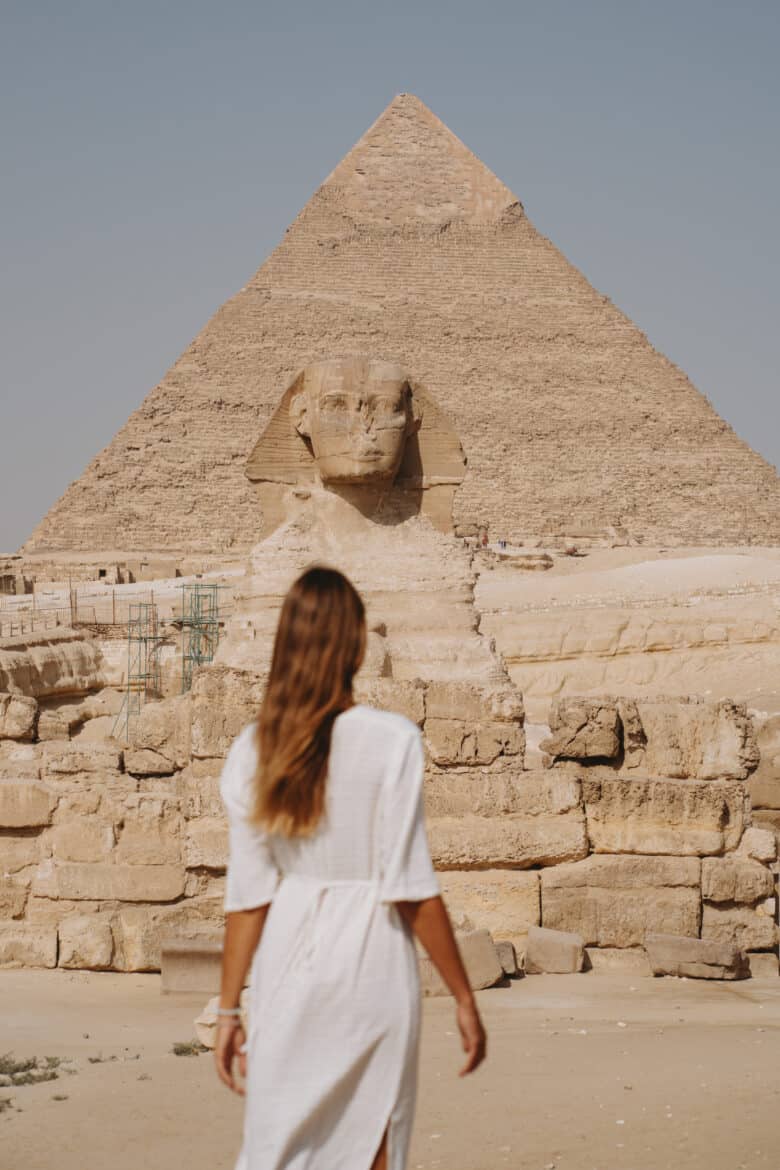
[289,357,418,485]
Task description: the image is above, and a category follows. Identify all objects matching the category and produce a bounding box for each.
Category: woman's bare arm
[397,895,487,1075]
[215,905,269,1093]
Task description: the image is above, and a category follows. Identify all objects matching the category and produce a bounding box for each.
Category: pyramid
[24,94,780,554]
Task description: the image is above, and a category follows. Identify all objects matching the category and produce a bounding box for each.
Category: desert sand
[1,969,778,1170]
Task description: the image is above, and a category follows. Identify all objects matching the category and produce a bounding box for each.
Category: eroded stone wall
[1,668,777,974]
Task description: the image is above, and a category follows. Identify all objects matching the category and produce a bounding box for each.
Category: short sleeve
[379,726,440,904]
[220,726,280,912]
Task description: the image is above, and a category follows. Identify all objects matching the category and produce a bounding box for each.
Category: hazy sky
[1,0,778,552]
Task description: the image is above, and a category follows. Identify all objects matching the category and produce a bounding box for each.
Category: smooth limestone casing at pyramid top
[23,94,780,555]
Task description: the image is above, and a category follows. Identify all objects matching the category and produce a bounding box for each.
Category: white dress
[220,705,440,1170]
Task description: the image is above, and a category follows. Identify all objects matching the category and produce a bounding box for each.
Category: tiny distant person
[215,566,486,1170]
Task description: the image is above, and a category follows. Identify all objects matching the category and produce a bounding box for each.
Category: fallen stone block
[525,925,585,974]
[540,698,620,761]
[0,923,57,967]
[541,855,701,948]
[585,947,652,976]
[419,929,504,996]
[0,693,38,741]
[58,914,114,969]
[0,779,56,828]
[161,932,223,993]
[645,932,748,980]
[747,952,779,978]
[495,940,519,977]
[701,856,774,904]
[583,777,745,856]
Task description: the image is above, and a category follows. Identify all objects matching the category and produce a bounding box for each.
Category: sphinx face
[292,359,414,484]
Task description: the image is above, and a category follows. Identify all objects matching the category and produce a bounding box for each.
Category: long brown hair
[252,566,366,836]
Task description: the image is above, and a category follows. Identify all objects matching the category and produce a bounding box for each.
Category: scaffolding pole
[181,583,221,692]
[113,602,163,741]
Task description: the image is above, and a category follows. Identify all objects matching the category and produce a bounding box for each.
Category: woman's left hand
[214,1022,247,1095]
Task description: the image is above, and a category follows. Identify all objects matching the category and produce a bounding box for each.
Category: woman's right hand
[456,997,486,1076]
[215,1022,247,1095]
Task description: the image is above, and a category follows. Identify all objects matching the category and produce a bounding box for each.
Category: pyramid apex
[318,94,518,228]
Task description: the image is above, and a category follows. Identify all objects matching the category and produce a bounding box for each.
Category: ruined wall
[1,669,777,974]
[23,95,780,556]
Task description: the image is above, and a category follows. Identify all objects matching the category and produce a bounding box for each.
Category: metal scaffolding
[181,583,221,692]
[113,602,163,741]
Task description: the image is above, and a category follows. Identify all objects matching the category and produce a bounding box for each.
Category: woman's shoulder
[219,722,259,817]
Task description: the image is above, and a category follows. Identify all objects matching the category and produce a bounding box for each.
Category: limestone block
[129,696,191,768]
[747,714,780,809]
[540,698,620,761]
[747,952,779,978]
[1,834,42,873]
[32,860,186,902]
[112,900,225,971]
[429,811,588,870]
[355,679,426,726]
[583,777,745,856]
[645,933,748,980]
[185,819,228,869]
[182,770,224,819]
[0,693,38,741]
[58,914,114,969]
[525,925,585,974]
[738,827,777,863]
[420,929,503,996]
[124,749,177,777]
[585,948,652,976]
[425,682,523,725]
[438,870,539,947]
[752,810,780,840]
[701,857,774,904]
[495,940,519,976]
[0,923,57,967]
[425,771,581,819]
[618,697,759,781]
[190,667,264,760]
[0,877,28,918]
[702,904,778,951]
[51,819,114,863]
[424,718,522,766]
[42,743,123,776]
[114,809,183,866]
[0,741,42,780]
[0,780,56,828]
[541,855,701,948]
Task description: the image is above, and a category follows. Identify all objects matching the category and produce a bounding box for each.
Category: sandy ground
[2,969,779,1170]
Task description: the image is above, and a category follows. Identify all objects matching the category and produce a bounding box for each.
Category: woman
[215,566,487,1170]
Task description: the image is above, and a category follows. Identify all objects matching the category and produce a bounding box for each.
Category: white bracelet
[216,1007,242,1017]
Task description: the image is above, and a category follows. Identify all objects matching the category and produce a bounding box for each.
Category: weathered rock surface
[701,857,774,904]
[618,697,759,781]
[645,932,748,980]
[541,855,701,948]
[0,630,105,700]
[58,914,114,969]
[0,693,38,741]
[419,928,504,996]
[737,826,777,863]
[0,923,57,967]
[525,925,585,974]
[425,718,522,767]
[701,904,779,951]
[190,667,264,760]
[429,812,588,870]
[32,860,186,903]
[583,777,745,855]
[0,780,56,828]
[540,698,620,761]
[748,714,780,810]
[438,870,539,948]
